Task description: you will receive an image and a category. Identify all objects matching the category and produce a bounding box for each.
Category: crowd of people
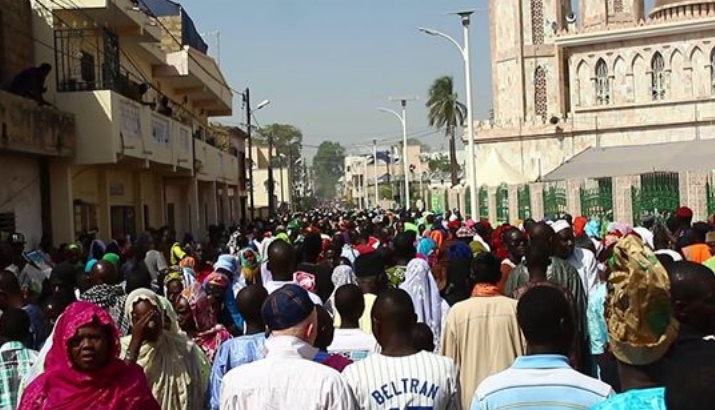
[1,206,715,409]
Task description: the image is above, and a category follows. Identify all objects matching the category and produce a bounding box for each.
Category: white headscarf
[399,258,445,351]
[634,227,655,250]
[325,265,357,314]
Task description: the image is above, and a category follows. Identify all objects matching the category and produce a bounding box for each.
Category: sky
[180,0,656,159]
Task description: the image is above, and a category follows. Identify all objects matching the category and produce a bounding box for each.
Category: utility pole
[244,88,254,220]
[267,131,276,216]
[373,139,379,207]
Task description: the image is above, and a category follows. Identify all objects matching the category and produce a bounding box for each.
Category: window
[534,66,548,120]
[531,0,545,45]
[595,59,610,105]
[651,52,666,101]
[710,48,715,95]
[73,202,97,237]
[0,212,15,242]
[613,0,623,13]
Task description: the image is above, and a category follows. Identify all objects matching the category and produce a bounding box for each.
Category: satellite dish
[565,12,577,24]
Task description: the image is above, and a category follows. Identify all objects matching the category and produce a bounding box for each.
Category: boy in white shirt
[328,284,378,360]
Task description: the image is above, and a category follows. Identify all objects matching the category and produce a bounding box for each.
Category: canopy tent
[542,139,715,182]
[475,148,530,187]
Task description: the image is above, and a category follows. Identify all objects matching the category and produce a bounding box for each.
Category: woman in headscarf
[163,267,185,303]
[170,242,186,266]
[19,301,160,410]
[203,270,243,336]
[121,289,209,410]
[324,265,357,314]
[175,282,231,362]
[89,239,106,261]
[238,248,261,285]
[399,257,447,351]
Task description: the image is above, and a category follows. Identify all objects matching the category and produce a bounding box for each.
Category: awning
[543,139,715,181]
[476,149,529,187]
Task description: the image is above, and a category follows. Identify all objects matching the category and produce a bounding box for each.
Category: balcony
[0,90,76,157]
[56,89,193,171]
[194,138,239,185]
[52,0,161,43]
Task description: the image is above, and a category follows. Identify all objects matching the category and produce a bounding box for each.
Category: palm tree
[426,76,467,187]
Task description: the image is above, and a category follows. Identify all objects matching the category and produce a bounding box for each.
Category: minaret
[489,0,572,125]
[581,0,645,28]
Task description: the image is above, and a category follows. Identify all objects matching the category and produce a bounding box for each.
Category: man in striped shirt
[471,286,613,409]
[343,288,460,410]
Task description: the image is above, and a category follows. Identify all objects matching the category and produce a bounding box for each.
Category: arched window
[595,59,610,105]
[613,0,624,13]
[534,66,547,120]
[651,52,666,101]
[531,0,544,45]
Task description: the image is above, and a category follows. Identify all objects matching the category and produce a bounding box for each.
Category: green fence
[708,176,715,217]
[580,177,613,220]
[479,187,489,219]
[465,187,471,217]
[518,185,531,220]
[632,172,680,223]
[543,184,567,220]
[496,184,509,223]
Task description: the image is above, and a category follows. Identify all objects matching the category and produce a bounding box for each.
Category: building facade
[478,0,715,182]
[30,0,243,245]
[442,0,715,223]
[0,0,76,249]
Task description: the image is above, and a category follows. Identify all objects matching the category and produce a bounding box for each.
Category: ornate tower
[489,0,572,125]
[580,0,645,28]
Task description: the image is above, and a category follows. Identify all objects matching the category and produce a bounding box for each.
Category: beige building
[0,0,76,249]
[343,144,430,208]
[446,0,715,222]
[250,145,290,218]
[478,0,715,180]
[30,0,243,244]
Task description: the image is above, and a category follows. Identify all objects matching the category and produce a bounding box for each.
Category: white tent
[474,149,529,187]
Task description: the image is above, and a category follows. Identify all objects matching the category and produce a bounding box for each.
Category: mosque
[477,0,715,183]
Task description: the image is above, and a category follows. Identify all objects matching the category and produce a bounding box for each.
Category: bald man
[343,288,460,409]
[264,239,322,304]
[209,285,268,410]
[79,260,128,334]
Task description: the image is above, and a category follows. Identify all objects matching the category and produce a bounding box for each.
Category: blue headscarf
[211,255,244,331]
[586,219,601,238]
[447,242,473,260]
[417,238,437,257]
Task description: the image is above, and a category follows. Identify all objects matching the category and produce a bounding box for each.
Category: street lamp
[243,89,271,220]
[420,10,479,219]
[378,98,413,209]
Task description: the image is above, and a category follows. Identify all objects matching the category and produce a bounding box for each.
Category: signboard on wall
[119,101,141,140]
[109,183,124,196]
[151,116,170,146]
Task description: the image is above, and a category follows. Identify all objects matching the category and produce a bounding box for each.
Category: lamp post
[243,89,270,220]
[373,139,379,207]
[378,98,413,210]
[420,10,480,219]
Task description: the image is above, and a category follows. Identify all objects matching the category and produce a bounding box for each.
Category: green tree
[254,123,302,168]
[426,76,466,187]
[312,141,346,199]
[425,153,458,174]
[405,137,430,153]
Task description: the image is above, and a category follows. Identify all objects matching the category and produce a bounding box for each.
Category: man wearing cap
[551,220,600,298]
[220,284,356,409]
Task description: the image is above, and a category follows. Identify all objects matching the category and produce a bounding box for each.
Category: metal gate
[708,172,715,216]
[580,178,613,220]
[479,187,489,220]
[632,172,680,223]
[496,184,509,223]
[518,185,531,220]
[543,183,567,220]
